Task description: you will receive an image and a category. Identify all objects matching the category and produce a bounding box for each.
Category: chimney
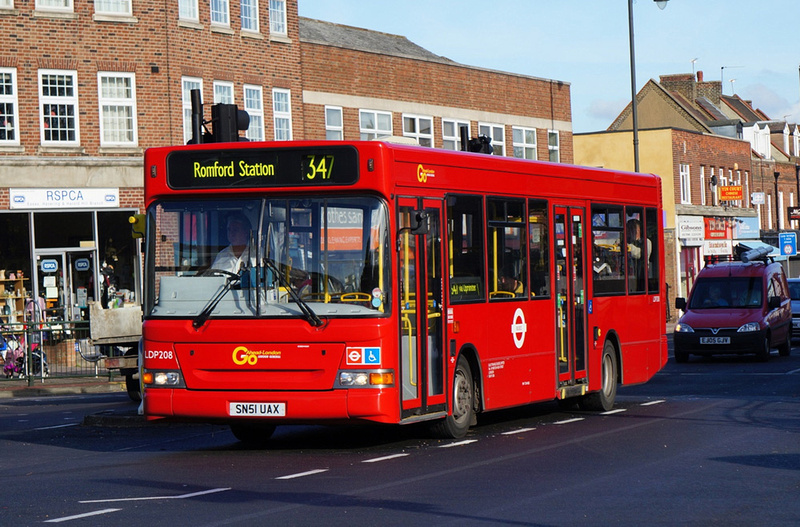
[697,70,703,82]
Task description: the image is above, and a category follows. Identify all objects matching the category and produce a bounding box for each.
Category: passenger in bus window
[210,212,254,273]
[627,218,651,291]
[498,270,523,296]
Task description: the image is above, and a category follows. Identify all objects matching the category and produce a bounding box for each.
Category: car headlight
[675,322,694,333]
[737,322,760,333]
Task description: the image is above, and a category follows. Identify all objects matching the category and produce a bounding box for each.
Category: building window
[403,114,433,147]
[360,109,392,140]
[95,0,131,16]
[36,0,72,12]
[680,163,691,204]
[699,166,706,205]
[210,0,229,26]
[98,72,137,146]
[325,106,343,140]
[0,68,19,144]
[178,0,198,21]
[213,81,234,104]
[241,0,259,32]
[269,0,286,36]
[512,127,537,160]
[0,0,13,8]
[272,88,291,141]
[181,76,202,144]
[39,70,79,145]
[243,85,264,141]
[479,122,504,155]
[547,130,560,162]
[442,119,469,151]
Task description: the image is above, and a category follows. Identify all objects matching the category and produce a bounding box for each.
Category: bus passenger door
[553,206,588,389]
[397,198,446,419]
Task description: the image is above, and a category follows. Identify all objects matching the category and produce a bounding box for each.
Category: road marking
[276,469,329,480]
[553,417,584,425]
[80,487,231,503]
[640,400,666,406]
[787,368,800,375]
[45,508,121,523]
[363,453,410,463]
[34,423,79,431]
[502,427,536,435]
[438,439,478,448]
[601,409,627,415]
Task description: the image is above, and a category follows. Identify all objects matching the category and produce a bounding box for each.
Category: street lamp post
[629,0,669,173]
[774,171,781,232]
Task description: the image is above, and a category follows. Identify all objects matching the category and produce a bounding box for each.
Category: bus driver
[210,212,254,274]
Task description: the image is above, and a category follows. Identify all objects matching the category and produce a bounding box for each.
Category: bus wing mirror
[410,210,429,235]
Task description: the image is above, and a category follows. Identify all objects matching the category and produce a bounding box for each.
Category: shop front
[1,188,140,325]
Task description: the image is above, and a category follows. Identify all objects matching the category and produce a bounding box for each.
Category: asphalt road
[1,341,798,526]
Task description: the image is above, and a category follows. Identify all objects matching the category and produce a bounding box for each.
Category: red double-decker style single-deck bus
[140,139,667,443]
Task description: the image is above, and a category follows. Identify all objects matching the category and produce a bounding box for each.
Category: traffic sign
[779,232,797,256]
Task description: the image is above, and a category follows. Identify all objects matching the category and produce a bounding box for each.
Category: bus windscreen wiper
[263,258,324,327]
[193,269,241,329]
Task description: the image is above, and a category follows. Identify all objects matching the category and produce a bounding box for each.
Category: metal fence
[1,319,128,385]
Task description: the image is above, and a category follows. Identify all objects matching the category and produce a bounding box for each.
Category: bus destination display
[165,146,359,189]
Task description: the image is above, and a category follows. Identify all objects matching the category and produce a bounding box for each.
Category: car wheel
[756,336,770,362]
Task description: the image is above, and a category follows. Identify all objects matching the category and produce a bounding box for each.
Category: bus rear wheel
[230,423,277,446]
[430,356,475,439]
[580,341,617,411]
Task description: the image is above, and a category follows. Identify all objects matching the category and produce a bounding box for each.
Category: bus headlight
[143,370,184,387]
[337,370,394,388]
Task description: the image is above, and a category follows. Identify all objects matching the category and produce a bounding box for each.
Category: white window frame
[210,0,229,26]
[442,119,469,151]
[181,76,203,145]
[680,163,691,204]
[39,69,80,146]
[36,0,72,13]
[699,166,706,205]
[213,80,234,104]
[94,0,131,16]
[269,0,287,36]
[402,114,433,147]
[479,122,504,156]
[97,72,137,147]
[794,126,800,157]
[178,0,198,22]
[547,130,560,163]
[359,109,392,140]
[512,126,537,160]
[0,67,19,145]
[272,88,292,141]
[325,106,343,140]
[0,0,14,8]
[240,0,259,32]
[243,84,264,141]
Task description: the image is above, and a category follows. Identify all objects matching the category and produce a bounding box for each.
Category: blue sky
[298,0,800,133]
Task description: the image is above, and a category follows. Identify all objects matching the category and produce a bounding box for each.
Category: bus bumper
[144,387,398,424]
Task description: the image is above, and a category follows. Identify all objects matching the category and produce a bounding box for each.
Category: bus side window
[447,194,485,303]
[528,199,550,298]
[591,204,625,295]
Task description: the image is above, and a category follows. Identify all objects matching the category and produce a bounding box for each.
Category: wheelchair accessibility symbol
[346,346,381,365]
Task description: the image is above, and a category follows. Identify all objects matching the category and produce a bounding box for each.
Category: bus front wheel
[580,341,618,411]
[430,356,475,439]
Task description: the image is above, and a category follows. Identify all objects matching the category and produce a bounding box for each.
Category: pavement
[0,375,128,399]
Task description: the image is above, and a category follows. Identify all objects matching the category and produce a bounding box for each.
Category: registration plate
[229,402,286,417]
[699,337,730,345]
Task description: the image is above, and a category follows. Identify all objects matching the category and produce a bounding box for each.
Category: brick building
[576,71,800,310]
[0,0,571,323]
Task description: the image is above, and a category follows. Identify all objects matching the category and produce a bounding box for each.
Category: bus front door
[553,206,588,392]
[398,199,446,420]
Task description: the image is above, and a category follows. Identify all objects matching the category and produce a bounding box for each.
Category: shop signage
[718,185,743,201]
[704,217,731,239]
[41,259,58,272]
[703,239,732,256]
[9,188,119,209]
[788,207,800,221]
[74,258,91,271]
[677,215,704,246]
[732,217,760,239]
[751,192,765,205]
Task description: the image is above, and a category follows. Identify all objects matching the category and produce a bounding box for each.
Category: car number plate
[229,402,286,417]
[699,337,730,344]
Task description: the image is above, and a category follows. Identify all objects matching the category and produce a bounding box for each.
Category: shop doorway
[34,249,98,321]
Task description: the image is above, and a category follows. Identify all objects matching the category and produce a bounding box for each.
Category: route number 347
[304,154,335,180]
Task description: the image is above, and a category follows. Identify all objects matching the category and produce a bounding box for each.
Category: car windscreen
[688,277,762,309]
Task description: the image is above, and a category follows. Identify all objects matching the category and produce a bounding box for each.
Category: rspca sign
[9,188,119,209]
